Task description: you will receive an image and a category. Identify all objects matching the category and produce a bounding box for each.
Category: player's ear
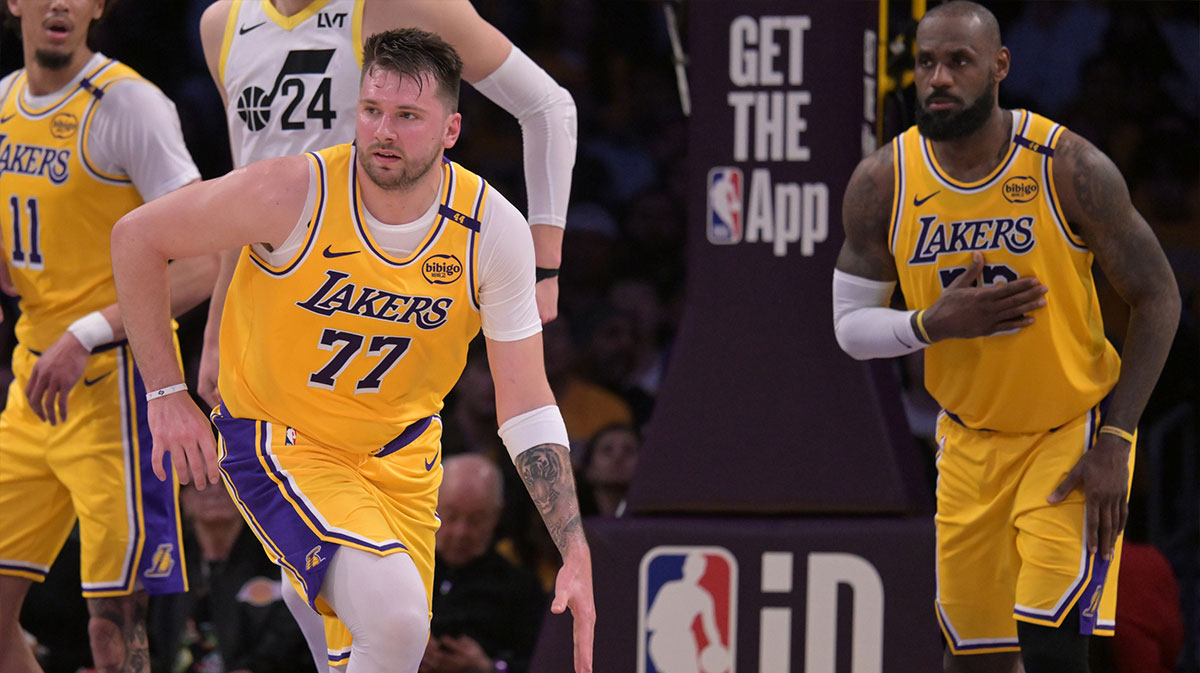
[443,112,461,150]
[993,46,1010,84]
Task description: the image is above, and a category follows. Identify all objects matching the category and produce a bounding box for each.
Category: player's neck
[22,47,95,96]
[928,107,1013,183]
[270,0,318,17]
[356,159,445,225]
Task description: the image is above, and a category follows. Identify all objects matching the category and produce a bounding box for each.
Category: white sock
[321,547,429,673]
[281,566,337,673]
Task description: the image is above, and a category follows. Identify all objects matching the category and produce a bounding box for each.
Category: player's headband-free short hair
[361,28,464,113]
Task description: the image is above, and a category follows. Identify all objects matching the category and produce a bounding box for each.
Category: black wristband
[535,267,559,281]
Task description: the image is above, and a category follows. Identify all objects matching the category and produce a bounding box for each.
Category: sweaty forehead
[916,13,997,54]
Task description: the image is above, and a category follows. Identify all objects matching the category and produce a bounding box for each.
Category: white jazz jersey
[218,0,365,168]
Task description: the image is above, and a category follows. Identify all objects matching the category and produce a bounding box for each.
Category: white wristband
[146,383,188,402]
[498,404,570,460]
[67,311,114,352]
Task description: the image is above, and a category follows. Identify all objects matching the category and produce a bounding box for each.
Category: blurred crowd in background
[1,1,1196,671]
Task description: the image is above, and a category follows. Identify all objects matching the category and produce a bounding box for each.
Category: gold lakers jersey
[219,0,364,168]
[219,143,485,453]
[891,110,1119,432]
[0,60,146,353]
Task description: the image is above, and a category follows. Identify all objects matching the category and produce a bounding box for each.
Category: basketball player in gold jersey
[111,28,593,673]
[0,1,216,672]
[196,2,578,669]
[195,0,576,407]
[832,2,1179,672]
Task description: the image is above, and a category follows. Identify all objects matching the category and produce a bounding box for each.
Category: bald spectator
[422,456,547,673]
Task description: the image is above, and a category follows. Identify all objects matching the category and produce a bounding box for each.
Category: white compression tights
[280,547,430,673]
[281,569,333,673]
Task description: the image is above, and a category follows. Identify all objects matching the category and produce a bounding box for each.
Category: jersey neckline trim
[351,147,452,268]
[920,109,1029,193]
[261,0,335,30]
[16,58,116,119]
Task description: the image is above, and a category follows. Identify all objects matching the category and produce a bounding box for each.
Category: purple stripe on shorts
[0,562,48,579]
[213,405,333,611]
[131,352,187,595]
[375,415,434,458]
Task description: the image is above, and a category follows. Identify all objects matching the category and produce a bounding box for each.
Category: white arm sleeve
[87,80,200,202]
[478,189,542,341]
[469,46,576,228]
[832,269,928,360]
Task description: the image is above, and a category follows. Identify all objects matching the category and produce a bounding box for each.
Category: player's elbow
[833,319,877,361]
[111,207,164,267]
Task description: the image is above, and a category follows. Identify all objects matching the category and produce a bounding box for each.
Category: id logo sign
[707,167,744,244]
[638,546,737,673]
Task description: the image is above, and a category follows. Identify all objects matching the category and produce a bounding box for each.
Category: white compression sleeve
[832,269,928,360]
[280,569,336,673]
[470,46,576,228]
[321,548,429,673]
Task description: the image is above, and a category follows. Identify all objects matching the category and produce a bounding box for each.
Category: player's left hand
[1047,434,1131,561]
[536,275,559,324]
[24,331,90,425]
[553,543,595,673]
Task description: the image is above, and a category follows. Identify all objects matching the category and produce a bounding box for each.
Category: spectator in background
[1109,542,1184,673]
[543,317,633,452]
[150,485,315,673]
[424,455,546,673]
[577,423,640,518]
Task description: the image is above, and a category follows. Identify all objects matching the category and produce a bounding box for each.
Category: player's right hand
[147,392,220,489]
[24,331,90,425]
[197,333,222,408]
[922,252,1048,341]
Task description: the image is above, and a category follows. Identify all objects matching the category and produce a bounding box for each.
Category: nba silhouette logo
[707,167,743,245]
[638,546,737,673]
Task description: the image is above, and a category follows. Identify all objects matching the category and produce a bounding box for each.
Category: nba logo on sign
[638,546,737,673]
[707,167,743,245]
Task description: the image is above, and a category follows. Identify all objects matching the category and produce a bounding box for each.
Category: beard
[357,143,441,192]
[916,84,995,141]
[34,48,73,71]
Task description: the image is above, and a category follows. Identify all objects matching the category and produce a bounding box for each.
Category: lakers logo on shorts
[306,545,326,570]
[144,543,176,578]
[1081,585,1103,620]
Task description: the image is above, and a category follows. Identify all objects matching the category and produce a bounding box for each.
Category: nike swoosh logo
[425,448,440,471]
[892,327,912,349]
[84,371,112,386]
[322,245,360,259]
[0,114,14,124]
[239,21,266,34]
[913,190,940,207]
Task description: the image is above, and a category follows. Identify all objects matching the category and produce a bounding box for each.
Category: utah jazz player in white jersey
[832,2,1178,672]
[111,29,594,673]
[0,1,216,671]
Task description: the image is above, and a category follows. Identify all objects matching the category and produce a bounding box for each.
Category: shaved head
[920,1,1002,52]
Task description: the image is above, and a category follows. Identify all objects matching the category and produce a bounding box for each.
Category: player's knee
[87,615,125,673]
[943,650,1019,673]
[1016,618,1089,673]
[0,578,31,626]
[365,600,428,647]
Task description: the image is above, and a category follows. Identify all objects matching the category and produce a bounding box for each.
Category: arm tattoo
[87,593,150,673]
[516,444,584,555]
[1070,141,1122,224]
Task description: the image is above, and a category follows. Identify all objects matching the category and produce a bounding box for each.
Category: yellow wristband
[1098,425,1135,444]
[914,309,932,344]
